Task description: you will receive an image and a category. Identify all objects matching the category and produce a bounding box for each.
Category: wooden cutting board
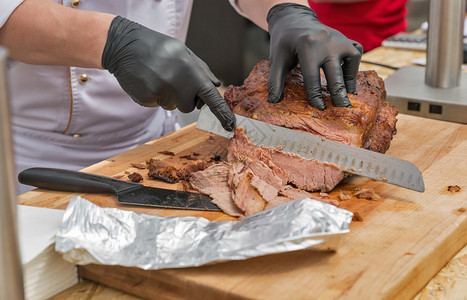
[18,114,467,300]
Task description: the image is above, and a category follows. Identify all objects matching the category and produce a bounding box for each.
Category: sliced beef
[190,163,244,218]
[190,159,338,218]
[228,159,285,216]
[228,129,288,185]
[241,159,284,192]
[267,150,344,192]
[228,127,344,192]
[229,162,266,216]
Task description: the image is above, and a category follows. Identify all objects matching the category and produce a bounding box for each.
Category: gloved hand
[267,4,363,110]
[102,16,235,131]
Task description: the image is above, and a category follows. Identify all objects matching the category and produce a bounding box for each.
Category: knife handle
[18,167,135,194]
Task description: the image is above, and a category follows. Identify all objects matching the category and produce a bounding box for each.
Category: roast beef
[224,59,398,153]
[190,157,334,217]
[224,59,398,192]
[190,59,398,217]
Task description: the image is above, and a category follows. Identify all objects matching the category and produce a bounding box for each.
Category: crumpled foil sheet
[55,196,352,270]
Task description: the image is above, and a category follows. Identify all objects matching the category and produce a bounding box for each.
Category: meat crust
[224,59,398,152]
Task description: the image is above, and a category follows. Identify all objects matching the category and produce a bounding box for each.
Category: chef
[0,0,362,194]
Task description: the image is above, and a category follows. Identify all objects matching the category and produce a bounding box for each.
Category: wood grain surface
[19,47,467,299]
[19,116,467,300]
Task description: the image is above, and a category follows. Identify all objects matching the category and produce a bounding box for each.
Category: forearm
[0,0,115,68]
[235,0,309,31]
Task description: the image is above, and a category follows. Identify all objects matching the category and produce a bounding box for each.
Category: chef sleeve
[0,0,24,27]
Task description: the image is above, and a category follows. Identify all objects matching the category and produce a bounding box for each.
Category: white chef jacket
[1,0,246,194]
[1,0,197,194]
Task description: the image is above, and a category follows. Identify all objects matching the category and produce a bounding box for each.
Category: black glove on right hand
[267,4,363,110]
[102,16,235,131]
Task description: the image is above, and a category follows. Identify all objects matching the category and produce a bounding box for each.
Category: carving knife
[18,167,221,211]
[196,106,425,192]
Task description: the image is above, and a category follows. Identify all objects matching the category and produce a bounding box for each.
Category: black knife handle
[18,167,138,194]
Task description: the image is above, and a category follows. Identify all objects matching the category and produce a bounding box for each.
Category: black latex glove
[267,4,363,110]
[102,16,235,131]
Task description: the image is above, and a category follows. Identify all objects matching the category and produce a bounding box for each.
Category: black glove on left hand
[102,16,235,131]
[267,4,363,110]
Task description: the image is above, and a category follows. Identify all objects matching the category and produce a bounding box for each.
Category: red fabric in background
[308,0,408,51]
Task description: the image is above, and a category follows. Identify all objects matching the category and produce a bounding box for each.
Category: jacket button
[71,0,80,7]
[78,74,88,83]
[72,134,82,138]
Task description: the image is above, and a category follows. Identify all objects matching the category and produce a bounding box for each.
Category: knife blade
[18,167,221,211]
[196,106,424,192]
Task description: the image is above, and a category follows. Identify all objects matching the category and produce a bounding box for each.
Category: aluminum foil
[55,196,352,270]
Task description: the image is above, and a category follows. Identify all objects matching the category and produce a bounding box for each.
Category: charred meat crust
[224,59,398,153]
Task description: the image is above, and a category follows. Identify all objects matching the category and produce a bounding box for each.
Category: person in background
[309,0,409,51]
[0,0,362,194]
